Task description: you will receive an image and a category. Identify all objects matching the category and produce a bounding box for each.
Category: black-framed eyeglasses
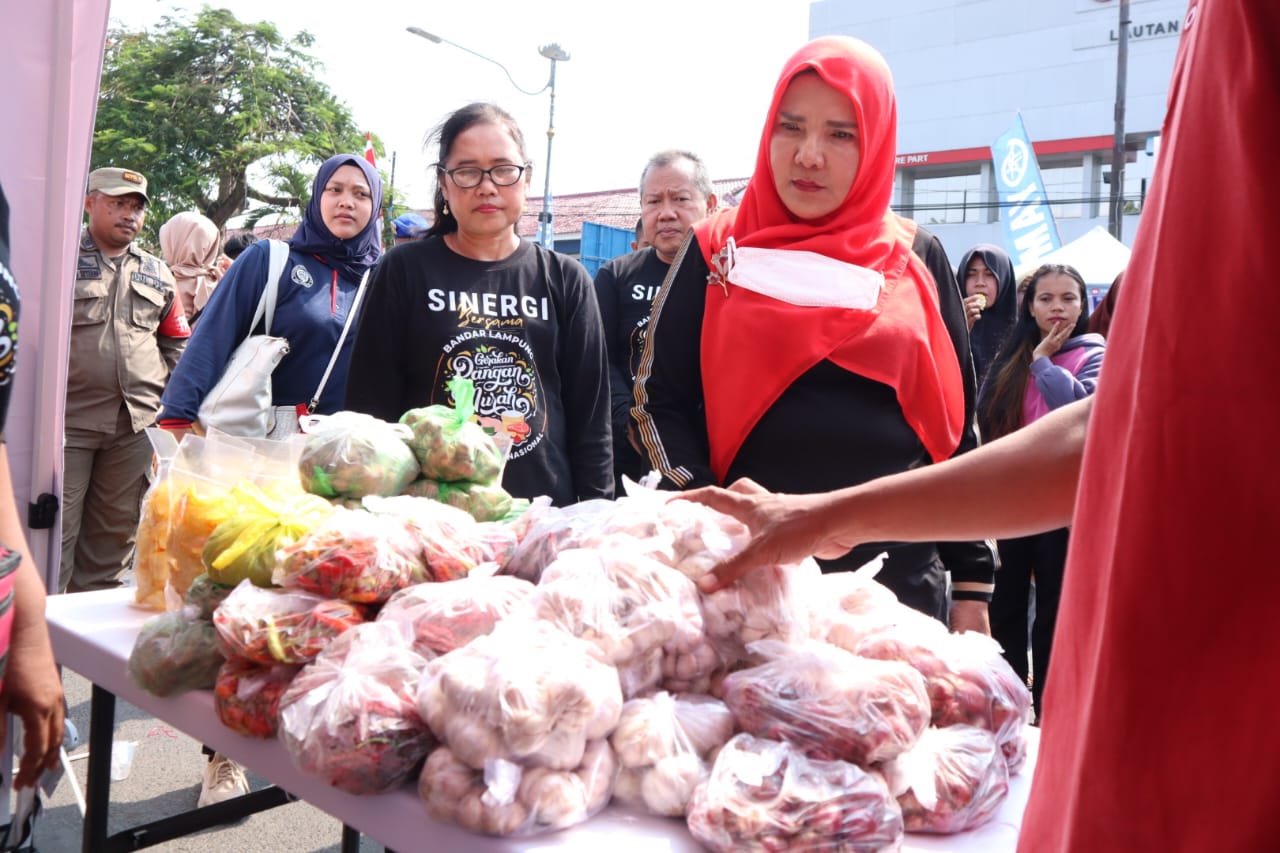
[436,163,529,189]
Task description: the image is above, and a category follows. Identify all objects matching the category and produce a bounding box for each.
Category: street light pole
[1108,0,1130,240]
[536,44,569,251]
[406,27,569,250]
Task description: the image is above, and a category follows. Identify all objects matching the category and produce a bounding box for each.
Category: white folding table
[46,588,1035,852]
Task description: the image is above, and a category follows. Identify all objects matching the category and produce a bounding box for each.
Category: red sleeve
[158,294,191,338]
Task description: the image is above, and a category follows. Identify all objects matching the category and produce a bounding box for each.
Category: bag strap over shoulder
[248,239,290,336]
[306,267,372,414]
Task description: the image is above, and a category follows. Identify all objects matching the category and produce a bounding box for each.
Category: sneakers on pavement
[197,753,249,807]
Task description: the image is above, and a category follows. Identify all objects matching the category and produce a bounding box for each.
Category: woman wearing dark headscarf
[632,37,994,630]
[159,154,383,436]
[956,243,1018,385]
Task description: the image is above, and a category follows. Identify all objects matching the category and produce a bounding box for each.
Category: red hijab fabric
[695,36,964,482]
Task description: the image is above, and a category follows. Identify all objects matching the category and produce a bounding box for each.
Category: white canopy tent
[1014,225,1132,287]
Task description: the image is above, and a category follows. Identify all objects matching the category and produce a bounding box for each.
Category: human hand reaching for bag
[679,478,861,592]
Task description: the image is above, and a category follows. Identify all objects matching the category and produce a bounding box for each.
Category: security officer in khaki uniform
[63,167,190,592]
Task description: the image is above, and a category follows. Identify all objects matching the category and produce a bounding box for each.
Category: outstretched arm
[685,396,1094,592]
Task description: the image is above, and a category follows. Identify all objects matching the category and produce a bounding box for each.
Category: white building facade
[809,0,1185,255]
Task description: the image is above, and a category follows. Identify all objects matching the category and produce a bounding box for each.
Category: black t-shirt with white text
[345,237,613,506]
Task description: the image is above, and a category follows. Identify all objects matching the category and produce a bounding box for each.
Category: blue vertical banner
[991,113,1062,267]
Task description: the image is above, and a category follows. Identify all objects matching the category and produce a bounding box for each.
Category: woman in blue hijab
[159,154,383,436]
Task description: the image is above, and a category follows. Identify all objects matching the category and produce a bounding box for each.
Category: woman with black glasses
[345,102,613,505]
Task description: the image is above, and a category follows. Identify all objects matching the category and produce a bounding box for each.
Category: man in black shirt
[593,151,716,490]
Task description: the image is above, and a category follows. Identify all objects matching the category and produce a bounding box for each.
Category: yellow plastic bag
[203,483,333,588]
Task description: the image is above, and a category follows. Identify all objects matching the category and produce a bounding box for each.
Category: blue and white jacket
[159,240,365,425]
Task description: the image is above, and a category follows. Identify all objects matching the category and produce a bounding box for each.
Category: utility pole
[1109,0,1130,240]
[406,28,568,250]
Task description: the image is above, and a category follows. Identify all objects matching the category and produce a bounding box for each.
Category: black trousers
[990,528,1070,721]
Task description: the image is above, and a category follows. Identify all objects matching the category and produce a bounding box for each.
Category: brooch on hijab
[706,237,736,297]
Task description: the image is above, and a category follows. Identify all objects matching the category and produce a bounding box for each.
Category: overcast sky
[107,0,814,209]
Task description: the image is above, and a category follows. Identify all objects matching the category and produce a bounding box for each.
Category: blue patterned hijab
[288,154,383,281]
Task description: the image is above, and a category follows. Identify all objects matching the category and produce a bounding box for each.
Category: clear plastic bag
[610,692,735,817]
[720,641,931,767]
[165,481,239,602]
[808,554,902,649]
[211,579,366,665]
[416,619,622,774]
[501,486,750,584]
[375,574,536,659]
[362,495,513,581]
[500,499,618,582]
[415,620,621,837]
[183,573,234,620]
[699,559,821,667]
[126,605,224,697]
[213,657,300,738]
[614,480,753,579]
[850,615,1032,771]
[163,431,305,602]
[275,506,427,603]
[401,478,514,522]
[418,739,617,837]
[297,411,419,499]
[400,377,507,484]
[278,622,433,795]
[531,547,714,698]
[132,429,179,610]
[686,733,904,853]
[880,725,1009,834]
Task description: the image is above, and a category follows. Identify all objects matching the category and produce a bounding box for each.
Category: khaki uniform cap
[87,167,150,202]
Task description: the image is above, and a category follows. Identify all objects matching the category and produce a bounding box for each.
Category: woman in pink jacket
[977,262,1105,722]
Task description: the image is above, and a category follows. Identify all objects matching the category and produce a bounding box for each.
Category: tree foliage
[92,6,372,234]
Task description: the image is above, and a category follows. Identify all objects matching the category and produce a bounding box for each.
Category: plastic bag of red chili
[278,622,434,795]
[376,574,535,659]
[214,657,301,738]
[212,580,366,666]
[275,507,427,603]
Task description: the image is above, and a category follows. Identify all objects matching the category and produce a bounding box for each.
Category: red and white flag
[364,132,376,167]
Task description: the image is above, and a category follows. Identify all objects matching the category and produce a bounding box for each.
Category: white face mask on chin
[725,242,884,310]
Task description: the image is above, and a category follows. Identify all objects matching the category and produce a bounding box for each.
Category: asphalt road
[30,667,384,853]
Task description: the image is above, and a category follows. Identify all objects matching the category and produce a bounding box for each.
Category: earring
[443,203,450,216]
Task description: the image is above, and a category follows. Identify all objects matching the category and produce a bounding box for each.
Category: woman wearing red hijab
[632,36,993,631]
